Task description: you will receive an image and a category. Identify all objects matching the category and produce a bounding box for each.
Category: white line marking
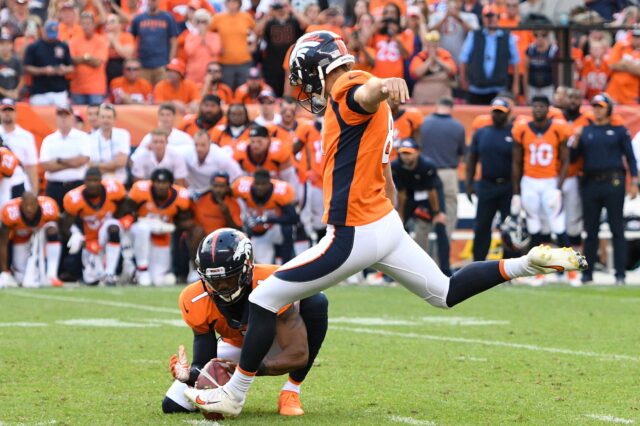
[456,356,487,362]
[419,316,509,326]
[333,327,640,362]
[0,322,48,327]
[131,359,162,364]
[57,318,160,328]
[5,292,180,315]
[330,317,417,326]
[330,316,509,327]
[389,415,436,425]
[584,414,635,424]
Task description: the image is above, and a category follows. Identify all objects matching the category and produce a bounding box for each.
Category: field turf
[0,283,639,425]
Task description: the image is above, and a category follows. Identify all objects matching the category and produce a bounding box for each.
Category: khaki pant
[413,218,433,254]
[141,67,166,86]
[437,168,459,239]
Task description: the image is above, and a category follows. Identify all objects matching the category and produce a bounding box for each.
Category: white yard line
[584,414,635,424]
[333,327,640,362]
[389,415,436,425]
[5,291,180,315]
[0,322,48,327]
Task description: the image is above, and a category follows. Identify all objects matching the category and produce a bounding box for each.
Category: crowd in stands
[0,0,639,106]
[2,0,640,288]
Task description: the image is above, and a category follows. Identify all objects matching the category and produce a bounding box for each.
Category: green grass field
[1,283,639,426]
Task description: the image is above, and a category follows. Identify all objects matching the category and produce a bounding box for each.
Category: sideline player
[60,167,130,286]
[163,229,327,416]
[0,192,61,287]
[185,31,587,416]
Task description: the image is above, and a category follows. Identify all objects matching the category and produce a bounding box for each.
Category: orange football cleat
[278,390,304,416]
[49,276,64,287]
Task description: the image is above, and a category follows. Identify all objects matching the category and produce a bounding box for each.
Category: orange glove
[169,344,190,382]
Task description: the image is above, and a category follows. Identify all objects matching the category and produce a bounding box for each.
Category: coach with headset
[573,93,638,284]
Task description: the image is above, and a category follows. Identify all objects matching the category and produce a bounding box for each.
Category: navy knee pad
[107,225,121,243]
[45,229,60,242]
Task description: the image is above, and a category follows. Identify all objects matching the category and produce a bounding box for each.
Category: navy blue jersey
[470,124,514,181]
[576,124,637,177]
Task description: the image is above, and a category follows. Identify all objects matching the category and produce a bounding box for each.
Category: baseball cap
[44,20,59,39]
[166,58,186,76]
[247,67,262,80]
[55,103,74,114]
[0,98,15,110]
[151,168,174,183]
[211,171,230,185]
[397,138,419,153]
[591,93,611,108]
[258,89,275,103]
[491,98,510,113]
[249,124,269,138]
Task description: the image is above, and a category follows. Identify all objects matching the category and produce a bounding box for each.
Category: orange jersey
[351,47,377,73]
[179,264,280,345]
[390,107,423,161]
[109,77,153,104]
[580,56,611,100]
[233,82,274,105]
[192,191,242,234]
[203,82,234,105]
[408,48,457,80]
[322,70,395,226]
[0,147,18,178]
[211,125,249,149]
[232,176,295,234]
[179,114,226,138]
[282,120,323,188]
[233,138,293,175]
[129,180,191,246]
[606,40,640,105]
[1,196,59,244]
[153,79,201,104]
[63,179,127,243]
[370,31,414,79]
[513,119,570,179]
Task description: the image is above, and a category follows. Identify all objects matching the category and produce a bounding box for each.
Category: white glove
[510,194,521,216]
[140,217,176,234]
[0,271,18,288]
[67,231,85,254]
[170,344,190,382]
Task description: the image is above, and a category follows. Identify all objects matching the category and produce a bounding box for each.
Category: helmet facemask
[199,264,253,306]
[291,60,328,114]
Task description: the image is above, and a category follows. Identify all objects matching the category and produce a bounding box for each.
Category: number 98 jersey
[512,119,571,179]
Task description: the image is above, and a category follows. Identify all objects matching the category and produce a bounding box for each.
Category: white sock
[282,378,301,394]
[502,256,539,279]
[165,380,196,411]
[105,243,121,275]
[45,242,61,278]
[225,368,255,399]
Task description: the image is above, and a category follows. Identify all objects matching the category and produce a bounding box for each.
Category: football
[195,360,232,421]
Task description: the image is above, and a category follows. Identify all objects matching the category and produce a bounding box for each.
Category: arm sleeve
[470,131,480,154]
[621,128,638,177]
[187,330,218,386]
[23,43,35,66]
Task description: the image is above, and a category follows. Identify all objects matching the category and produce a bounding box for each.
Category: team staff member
[391,138,450,275]
[573,94,638,284]
[466,98,513,261]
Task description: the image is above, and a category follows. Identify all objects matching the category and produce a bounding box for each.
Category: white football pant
[252,224,283,264]
[562,176,583,238]
[13,225,60,287]
[81,219,123,283]
[299,184,326,239]
[520,176,566,235]
[130,220,172,285]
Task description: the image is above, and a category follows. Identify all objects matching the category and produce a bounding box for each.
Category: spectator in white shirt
[131,128,188,186]
[39,104,91,208]
[86,104,100,134]
[89,103,130,183]
[136,102,193,157]
[185,129,244,194]
[0,98,39,196]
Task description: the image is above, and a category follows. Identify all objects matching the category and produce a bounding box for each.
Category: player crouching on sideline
[128,168,192,286]
[232,169,298,264]
[163,229,327,416]
[60,167,133,286]
[0,192,62,287]
[184,31,588,418]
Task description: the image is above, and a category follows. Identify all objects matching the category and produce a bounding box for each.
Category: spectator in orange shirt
[370,4,414,79]
[104,13,135,84]
[167,0,215,23]
[606,28,640,105]
[184,9,221,85]
[57,1,82,42]
[69,12,109,104]
[580,41,611,101]
[210,0,255,89]
[179,94,224,136]
[409,30,457,104]
[200,61,233,104]
[110,58,153,104]
[349,28,376,73]
[233,67,273,105]
[153,58,200,114]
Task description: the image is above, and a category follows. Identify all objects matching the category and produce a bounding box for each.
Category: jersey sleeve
[231,176,252,199]
[273,180,295,205]
[175,186,192,211]
[0,149,18,177]
[271,139,293,165]
[128,181,149,205]
[40,197,60,221]
[511,122,526,145]
[179,283,214,334]
[331,70,376,126]
[1,203,18,227]
[105,179,127,201]
[63,189,83,216]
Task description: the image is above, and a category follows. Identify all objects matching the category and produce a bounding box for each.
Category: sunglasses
[196,19,209,24]
[125,66,140,71]
[208,68,221,73]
